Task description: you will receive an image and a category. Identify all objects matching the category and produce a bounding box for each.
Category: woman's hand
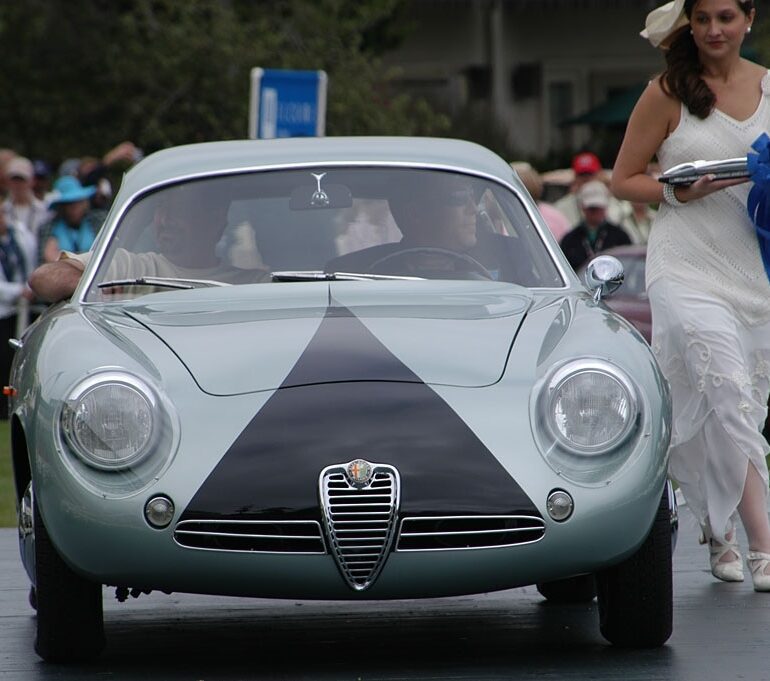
[674,174,750,203]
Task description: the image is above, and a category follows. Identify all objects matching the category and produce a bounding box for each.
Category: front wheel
[595,488,673,648]
[34,497,105,662]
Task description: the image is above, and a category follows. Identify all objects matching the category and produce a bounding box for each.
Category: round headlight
[61,375,156,470]
[547,361,637,454]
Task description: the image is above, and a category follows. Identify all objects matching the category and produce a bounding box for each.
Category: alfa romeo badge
[346,459,374,488]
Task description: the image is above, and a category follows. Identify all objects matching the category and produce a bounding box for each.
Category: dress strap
[761,70,770,97]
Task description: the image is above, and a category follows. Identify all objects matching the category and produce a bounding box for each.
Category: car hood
[120,280,533,395]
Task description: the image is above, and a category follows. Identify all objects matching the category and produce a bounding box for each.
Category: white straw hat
[640,0,689,49]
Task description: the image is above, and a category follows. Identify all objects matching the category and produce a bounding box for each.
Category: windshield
[83,167,563,302]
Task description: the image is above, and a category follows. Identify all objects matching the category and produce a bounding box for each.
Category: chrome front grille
[173,519,326,554]
[320,463,400,591]
[396,515,545,551]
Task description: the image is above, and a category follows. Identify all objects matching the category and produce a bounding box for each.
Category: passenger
[30,184,269,302]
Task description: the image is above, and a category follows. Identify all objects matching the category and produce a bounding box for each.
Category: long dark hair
[660,0,754,118]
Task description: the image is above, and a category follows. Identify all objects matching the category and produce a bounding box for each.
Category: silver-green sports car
[10,137,673,661]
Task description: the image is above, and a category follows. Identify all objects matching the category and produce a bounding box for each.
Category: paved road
[1,504,769,681]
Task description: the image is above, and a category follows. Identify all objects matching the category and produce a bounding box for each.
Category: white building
[383,0,672,162]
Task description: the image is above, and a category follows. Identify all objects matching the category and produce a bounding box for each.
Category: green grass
[0,420,14,527]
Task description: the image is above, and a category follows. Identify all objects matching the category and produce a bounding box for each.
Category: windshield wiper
[270,270,424,282]
[97,276,231,290]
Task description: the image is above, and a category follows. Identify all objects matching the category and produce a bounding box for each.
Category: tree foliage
[0,0,448,161]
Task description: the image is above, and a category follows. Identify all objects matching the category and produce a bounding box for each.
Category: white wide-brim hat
[640,0,689,49]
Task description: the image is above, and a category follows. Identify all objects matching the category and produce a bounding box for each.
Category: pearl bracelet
[662,183,687,207]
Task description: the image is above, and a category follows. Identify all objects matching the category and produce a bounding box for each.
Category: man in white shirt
[30,185,268,302]
[3,156,50,246]
[0,208,34,417]
[553,151,632,229]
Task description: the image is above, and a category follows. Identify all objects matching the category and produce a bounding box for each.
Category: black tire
[536,574,596,603]
[33,499,105,662]
[595,489,673,648]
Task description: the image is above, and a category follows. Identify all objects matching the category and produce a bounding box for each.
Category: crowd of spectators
[511,151,659,270]
[1,142,140,268]
[0,141,141,417]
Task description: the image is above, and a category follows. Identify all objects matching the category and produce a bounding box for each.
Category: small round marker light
[546,490,574,522]
[144,495,175,529]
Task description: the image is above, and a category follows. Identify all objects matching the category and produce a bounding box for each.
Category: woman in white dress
[611,0,770,591]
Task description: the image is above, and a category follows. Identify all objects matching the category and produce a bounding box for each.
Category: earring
[690,29,694,34]
[747,26,752,33]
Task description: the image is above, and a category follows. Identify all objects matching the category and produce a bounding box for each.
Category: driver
[391,175,479,254]
[29,184,269,302]
[326,173,511,279]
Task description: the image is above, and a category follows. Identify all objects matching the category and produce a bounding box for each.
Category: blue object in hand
[747,132,770,283]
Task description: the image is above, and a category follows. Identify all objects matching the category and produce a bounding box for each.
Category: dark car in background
[580,245,770,439]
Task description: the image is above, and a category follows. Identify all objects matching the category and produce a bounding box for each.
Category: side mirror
[583,255,624,302]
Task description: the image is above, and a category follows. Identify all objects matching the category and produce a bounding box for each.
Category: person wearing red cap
[553,151,633,232]
[572,151,602,176]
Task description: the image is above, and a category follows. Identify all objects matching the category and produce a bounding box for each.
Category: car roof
[115,137,520,201]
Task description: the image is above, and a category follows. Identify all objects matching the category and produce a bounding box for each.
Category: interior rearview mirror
[289,183,352,211]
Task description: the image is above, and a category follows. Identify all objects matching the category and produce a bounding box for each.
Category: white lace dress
[647,71,770,542]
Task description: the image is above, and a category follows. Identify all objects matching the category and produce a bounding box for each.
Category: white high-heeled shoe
[746,551,770,592]
[700,524,744,582]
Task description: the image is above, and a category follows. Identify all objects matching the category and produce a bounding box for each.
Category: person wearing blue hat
[38,175,106,265]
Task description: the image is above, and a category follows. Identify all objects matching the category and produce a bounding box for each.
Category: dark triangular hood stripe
[279,304,419,385]
[181,304,539,521]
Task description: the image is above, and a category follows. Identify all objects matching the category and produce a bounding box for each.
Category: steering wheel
[369,247,494,280]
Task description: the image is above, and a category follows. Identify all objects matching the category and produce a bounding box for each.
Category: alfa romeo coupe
[9,137,673,661]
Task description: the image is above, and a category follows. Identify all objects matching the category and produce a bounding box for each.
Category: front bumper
[36,469,666,599]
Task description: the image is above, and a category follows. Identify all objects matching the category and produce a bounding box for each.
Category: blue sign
[249,68,328,139]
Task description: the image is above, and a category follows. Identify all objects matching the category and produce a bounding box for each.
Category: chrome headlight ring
[60,372,158,471]
[543,359,639,456]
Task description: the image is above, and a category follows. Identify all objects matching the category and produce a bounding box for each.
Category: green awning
[561,83,646,127]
